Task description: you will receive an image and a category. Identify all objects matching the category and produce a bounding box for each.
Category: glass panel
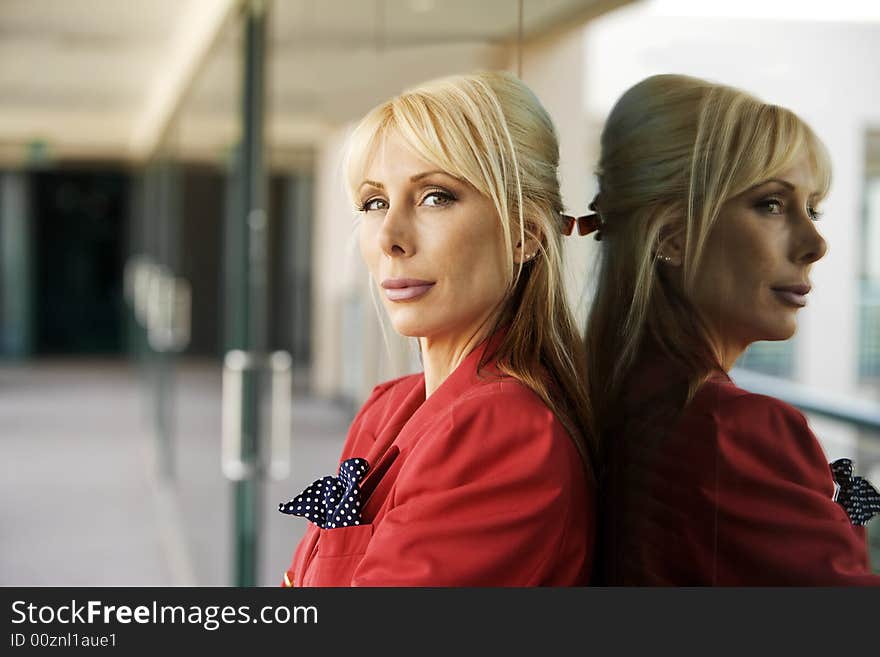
[130,11,244,585]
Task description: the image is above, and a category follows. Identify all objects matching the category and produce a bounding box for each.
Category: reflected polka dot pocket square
[830,458,880,527]
[278,457,369,529]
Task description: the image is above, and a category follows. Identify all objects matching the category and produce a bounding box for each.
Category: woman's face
[357,130,511,343]
[685,153,827,365]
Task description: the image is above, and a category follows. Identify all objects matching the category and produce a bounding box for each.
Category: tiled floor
[0,358,350,586]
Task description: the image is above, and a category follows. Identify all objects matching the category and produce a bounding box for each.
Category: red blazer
[597,354,879,586]
[282,337,594,586]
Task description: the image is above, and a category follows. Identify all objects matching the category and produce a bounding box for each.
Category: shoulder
[689,377,812,441]
[395,374,588,507]
[352,372,422,421]
[450,377,559,431]
[434,376,579,474]
[365,372,423,406]
[684,377,829,484]
[361,374,424,410]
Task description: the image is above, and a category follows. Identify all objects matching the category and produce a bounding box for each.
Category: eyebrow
[751,178,795,191]
[358,170,454,191]
[749,177,822,198]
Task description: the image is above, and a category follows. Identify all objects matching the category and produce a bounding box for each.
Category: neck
[710,331,748,372]
[419,318,497,397]
[720,343,748,372]
[695,315,748,373]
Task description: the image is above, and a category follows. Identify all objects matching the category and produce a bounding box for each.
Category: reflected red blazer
[282,337,593,587]
[597,353,879,586]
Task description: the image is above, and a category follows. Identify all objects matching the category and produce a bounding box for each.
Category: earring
[658,253,673,263]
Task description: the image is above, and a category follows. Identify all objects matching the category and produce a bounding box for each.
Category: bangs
[731,102,832,201]
[343,79,508,207]
[343,104,392,207]
[392,91,484,189]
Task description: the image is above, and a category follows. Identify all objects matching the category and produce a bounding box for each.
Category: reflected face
[687,154,828,363]
[356,131,509,343]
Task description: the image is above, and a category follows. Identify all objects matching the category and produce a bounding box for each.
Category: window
[738,339,795,378]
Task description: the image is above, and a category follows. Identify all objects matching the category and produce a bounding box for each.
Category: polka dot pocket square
[830,458,880,526]
[278,457,369,529]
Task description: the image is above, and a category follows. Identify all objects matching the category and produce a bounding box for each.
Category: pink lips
[771,283,811,308]
[381,278,435,302]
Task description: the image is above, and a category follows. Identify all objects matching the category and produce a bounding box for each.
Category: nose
[794,210,827,265]
[377,204,414,258]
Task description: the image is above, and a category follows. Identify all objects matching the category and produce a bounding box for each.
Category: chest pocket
[299,445,401,586]
[304,523,374,586]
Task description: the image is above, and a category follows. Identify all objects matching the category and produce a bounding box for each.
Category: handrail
[730,367,880,432]
[221,349,292,482]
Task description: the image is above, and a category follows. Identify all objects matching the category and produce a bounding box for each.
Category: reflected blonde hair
[585,73,831,425]
[345,70,597,478]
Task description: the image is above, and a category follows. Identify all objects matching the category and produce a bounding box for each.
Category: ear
[513,223,543,264]
[513,237,541,264]
[656,222,684,267]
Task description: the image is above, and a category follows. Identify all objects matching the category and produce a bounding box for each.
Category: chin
[757,318,798,342]
[391,325,424,338]
[385,310,429,338]
[387,321,424,338]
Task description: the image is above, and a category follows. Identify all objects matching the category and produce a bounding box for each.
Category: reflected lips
[771,283,810,308]
[381,278,435,302]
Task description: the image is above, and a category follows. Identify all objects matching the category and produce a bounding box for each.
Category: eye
[756,197,784,214]
[421,190,456,208]
[808,205,823,221]
[358,197,388,212]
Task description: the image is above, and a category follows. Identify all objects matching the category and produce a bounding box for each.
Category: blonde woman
[584,74,879,585]
[278,71,596,586]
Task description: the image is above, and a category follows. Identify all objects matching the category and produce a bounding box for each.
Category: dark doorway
[179,165,224,357]
[32,169,129,354]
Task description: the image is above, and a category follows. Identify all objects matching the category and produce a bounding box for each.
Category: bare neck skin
[418,314,497,398]
[704,323,748,372]
[720,343,748,372]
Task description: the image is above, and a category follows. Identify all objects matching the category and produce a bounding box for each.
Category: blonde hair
[585,73,831,425]
[345,70,597,478]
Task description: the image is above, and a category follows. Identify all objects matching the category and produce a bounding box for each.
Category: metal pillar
[226,0,268,587]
